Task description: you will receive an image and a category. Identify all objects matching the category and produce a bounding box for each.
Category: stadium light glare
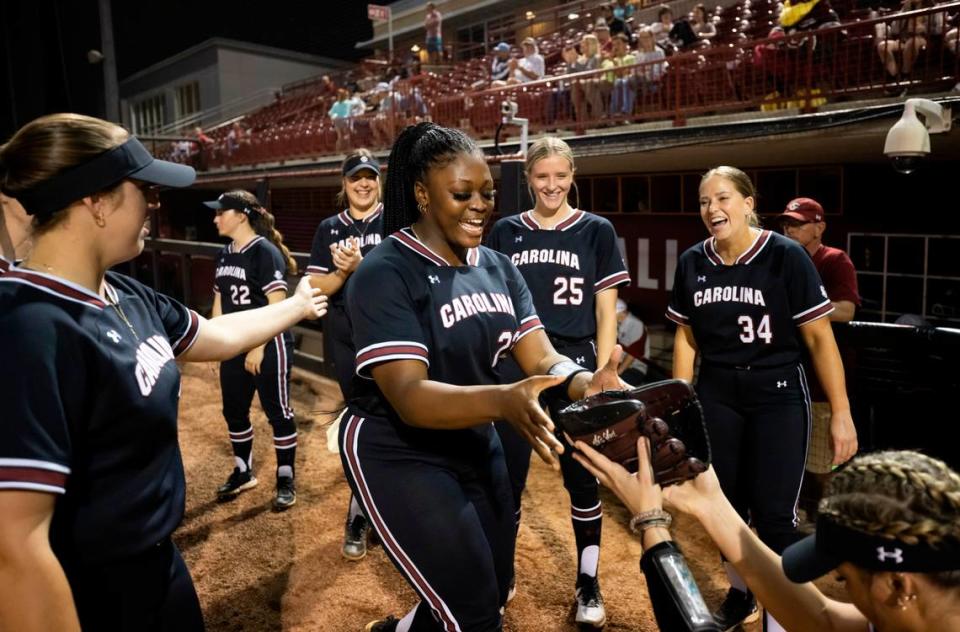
[568,13,580,20]
[525,10,536,20]
[411,44,421,52]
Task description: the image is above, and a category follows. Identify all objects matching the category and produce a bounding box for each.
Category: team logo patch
[428,275,440,284]
[360,156,369,163]
[274,270,284,280]
[777,380,787,388]
[331,229,339,235]
[106,329,122,344]
[788,201,800,211]
[515,236,523,243]
[697,275,707,283]
[820,285,828,299]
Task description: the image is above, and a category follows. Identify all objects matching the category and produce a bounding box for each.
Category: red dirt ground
[175,362,842,631]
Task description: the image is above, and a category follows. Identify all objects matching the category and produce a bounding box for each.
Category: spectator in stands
[329,88,358,152]
[779,0,842,34]
[690,4,718,43]
[650,6,677,50]
[193,126,213,148]
[571,34,607,123]
[490,42,512,85]
[875,0,941,81]
[371,83,395,146]
[507,37,545,84]
[424,2,443,64]
[634,27,668,93]
[317,75,338,101]
[595,19,615,56]
[546,43,581,126]
[603,34,638,117]
[609,0,637,39]
[398,86,430,122]
[225,122,246,156]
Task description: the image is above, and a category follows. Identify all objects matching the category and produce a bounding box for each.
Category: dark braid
[382,122,481,237]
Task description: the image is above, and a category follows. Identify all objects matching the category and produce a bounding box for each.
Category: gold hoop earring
[418,201,427,215]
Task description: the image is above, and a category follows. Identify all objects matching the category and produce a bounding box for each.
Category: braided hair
[821,450,960,588]
[382,122,481,237]
[222,189,298,275]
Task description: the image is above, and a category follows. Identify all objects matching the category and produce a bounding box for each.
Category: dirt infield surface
[175,362,839,631]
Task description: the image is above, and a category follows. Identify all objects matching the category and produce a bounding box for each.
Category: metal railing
[173,4,958,170]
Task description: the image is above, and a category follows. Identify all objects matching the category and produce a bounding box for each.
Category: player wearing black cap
[344,122,625,632]
[307,149,383,558]
[668,166,856,632]
[0,113,326,631]
[208,190,302,510]
[571,434,960,632]
[486,136,629,628]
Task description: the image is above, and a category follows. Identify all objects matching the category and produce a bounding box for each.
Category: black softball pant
[65,539,204,631]
[340,412,514,632]
[697,362,812,554]
[219,333,297,466]
[494,340,602,525]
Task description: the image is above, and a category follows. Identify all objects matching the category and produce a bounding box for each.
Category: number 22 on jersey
[738,314,772,344]
[230,284,251,306]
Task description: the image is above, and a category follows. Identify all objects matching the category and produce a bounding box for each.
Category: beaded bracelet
[628,509,672,535]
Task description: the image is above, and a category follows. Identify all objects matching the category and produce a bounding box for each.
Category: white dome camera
[883,99,951,174]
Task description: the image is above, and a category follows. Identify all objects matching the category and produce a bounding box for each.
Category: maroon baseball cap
[781,198,824,223]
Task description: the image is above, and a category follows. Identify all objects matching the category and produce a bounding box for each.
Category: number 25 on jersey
[738,314,772,344]
[553,276,584,305]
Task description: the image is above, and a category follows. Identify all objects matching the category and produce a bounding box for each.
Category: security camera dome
[890,155,924,175]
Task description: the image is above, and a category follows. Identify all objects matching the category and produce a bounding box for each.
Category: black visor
[343,154,381,178]
[14,137,195,218]
[204,193,262,216]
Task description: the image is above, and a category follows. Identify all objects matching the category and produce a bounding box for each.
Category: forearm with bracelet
[640,541,722,632]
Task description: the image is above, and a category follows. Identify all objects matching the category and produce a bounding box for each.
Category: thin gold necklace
[105,285,140,342]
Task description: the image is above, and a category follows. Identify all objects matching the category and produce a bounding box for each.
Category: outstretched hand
[584,344,631,397]
[294,276,328,320]
[501,375,566,469]
[572,436,663,516]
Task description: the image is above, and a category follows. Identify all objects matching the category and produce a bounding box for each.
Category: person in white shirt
[616,299,651,384]
[508,37,545,84]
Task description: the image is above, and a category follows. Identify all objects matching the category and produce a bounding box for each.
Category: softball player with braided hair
[573,433,960,631]
[340,122,625,632]
[668,166,857,631]
[486,135,629,627]
[307,149,383,559]
[0,113,325,631]
[209,189,301,510]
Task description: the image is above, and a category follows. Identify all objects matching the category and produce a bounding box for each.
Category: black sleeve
[503,256,544,348]
[640,541,723,631]
[256,242,290,295]
[666,253,692,326]
[124,275,200,357]
[485,220,504,253]
[784,243,834,326]
[594,219,631,294]
[347,256,429,378]
[0,307,82,495]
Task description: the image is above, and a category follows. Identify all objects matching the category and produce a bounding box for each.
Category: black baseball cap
[14,137,195,218]
[204,191,263,216]
[342,154,381,178]
[782,515,960,583]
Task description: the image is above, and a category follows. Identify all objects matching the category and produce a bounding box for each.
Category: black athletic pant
[220,333,297,472]
[340,412,514,631]
[64,539,204,632]
[697,362,811,554]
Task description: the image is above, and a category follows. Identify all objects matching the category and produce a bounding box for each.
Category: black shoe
[273,476,296,511]
[342,512,370,560]
[574,573,606,628]
[364,615,399,631]
[216,468,258,501]
[713,588,760,631]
